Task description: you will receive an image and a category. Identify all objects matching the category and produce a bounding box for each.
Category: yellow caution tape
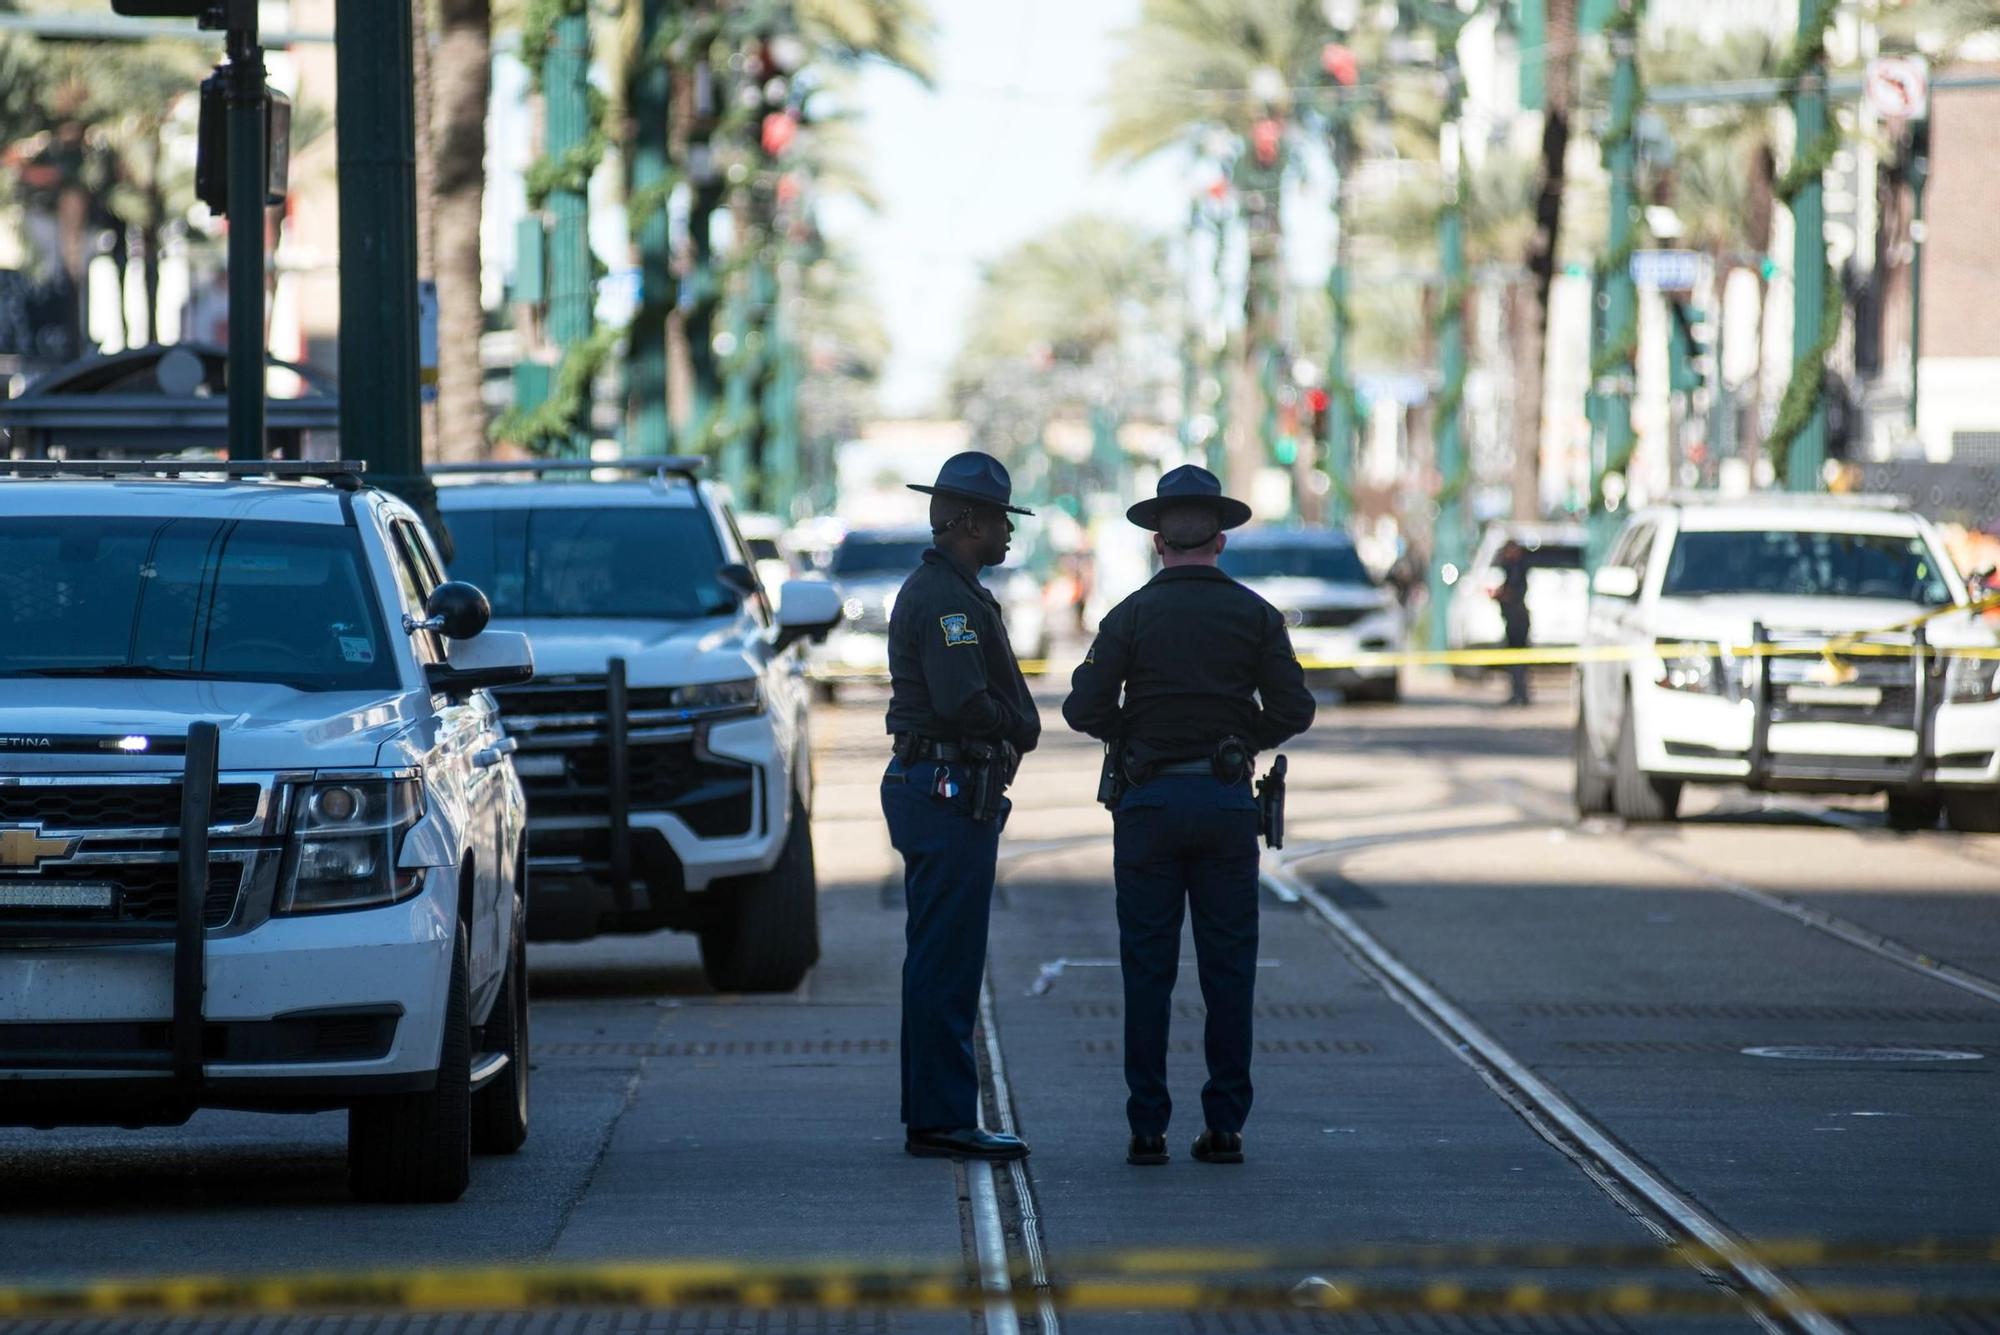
[6,1240,2000,1318]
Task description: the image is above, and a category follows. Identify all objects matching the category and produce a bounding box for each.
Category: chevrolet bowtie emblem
[0,828,76,870]
[1808,654,1859,687]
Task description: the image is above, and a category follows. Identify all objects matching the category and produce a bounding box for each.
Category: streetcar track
[1451,769,2000,1011]
[1263,858,1828,1335]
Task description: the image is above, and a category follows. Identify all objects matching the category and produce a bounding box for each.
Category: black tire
[348,923,472,1203]
[1944,789,2000,834]
[1346,675,1400,704]
[700,793,820,993]
[472,882,530,1155]
[1611,701,1680,823]
[1885,791,1944,832]
[813,681,839,705]
[1573,707,1614,818]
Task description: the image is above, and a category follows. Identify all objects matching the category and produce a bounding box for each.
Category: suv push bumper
[0,728,454,1124]
[1634,671,2000,793]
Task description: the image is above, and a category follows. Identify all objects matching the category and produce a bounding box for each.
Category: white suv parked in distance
[0,461,534,1203]
[433,459,841,993]
[1575,494,2000,831]
[1216,526,1405,703]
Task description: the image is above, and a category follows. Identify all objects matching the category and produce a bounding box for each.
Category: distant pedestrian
[882,451,1040,1163]
[1495,538,1532,706]
[1062,465,1316,1168]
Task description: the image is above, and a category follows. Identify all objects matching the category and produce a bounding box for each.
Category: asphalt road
[2,670,1997,1335]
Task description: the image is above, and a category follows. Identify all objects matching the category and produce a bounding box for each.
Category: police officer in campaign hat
[883,451,1041,1162]
[1062,465,1316,1167]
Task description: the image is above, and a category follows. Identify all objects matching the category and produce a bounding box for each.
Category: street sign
[1629,249,1701,291]
[1865,56,1929,121]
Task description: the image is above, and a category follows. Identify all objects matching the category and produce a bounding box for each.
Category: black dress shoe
[1127,1134,1169,1166]
[1191,1129,1244,1164]
[905,1127,1031,1161]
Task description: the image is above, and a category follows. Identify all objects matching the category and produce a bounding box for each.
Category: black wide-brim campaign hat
[907,450,1034,516]
[1126,464,1252,532]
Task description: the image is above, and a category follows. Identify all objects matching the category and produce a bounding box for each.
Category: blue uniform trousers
[882,759,1004,1131]
[1112,773,1262,1137]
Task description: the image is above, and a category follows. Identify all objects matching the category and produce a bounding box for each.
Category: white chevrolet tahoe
[1575,495,2000,831]
[0,461,535,1203]
[1217,526,1404,703]
[432,459,840,993]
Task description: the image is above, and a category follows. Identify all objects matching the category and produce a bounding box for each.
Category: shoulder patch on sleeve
[1082,641,1097,666]
[939,613,980,647]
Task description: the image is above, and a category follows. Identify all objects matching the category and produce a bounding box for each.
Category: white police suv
[0,461,535,1203]
[1576,495,2000,831]
[432,459,841,993]
[1217,526,1405,703]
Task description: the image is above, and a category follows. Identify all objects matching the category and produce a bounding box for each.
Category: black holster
[1097,742,1127,810]
[1256,755,1287,850]
[965,739,1016,824]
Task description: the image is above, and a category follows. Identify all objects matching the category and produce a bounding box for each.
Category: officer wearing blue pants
[1062,466,1316,1166]
[882,452,1040,1163]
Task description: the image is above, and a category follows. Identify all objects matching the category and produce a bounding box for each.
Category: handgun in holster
[1256,755,1287,850]
[965,739,1019,824]
[1096,742,1127,810]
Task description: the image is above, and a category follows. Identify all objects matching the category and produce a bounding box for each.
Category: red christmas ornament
[1321,43,1359,87]
[1304,387,1331,414]
[760,111,798,156]
[1251,118,1282,166]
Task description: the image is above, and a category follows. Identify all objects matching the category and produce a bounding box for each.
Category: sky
[819,0,1191,418]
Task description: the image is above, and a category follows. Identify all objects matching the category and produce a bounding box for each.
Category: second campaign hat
[1125,464,1252,532]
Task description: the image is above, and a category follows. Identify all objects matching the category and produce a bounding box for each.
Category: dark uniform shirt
[1063,564,1316,756]
[885,548,1041,753]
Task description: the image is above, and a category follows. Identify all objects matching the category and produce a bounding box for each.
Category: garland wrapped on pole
[1585,0,1645,567]
[1768,0,1840,490]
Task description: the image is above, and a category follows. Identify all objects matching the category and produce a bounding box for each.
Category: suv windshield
[1661,529,1955,606]
[1219,542,1372,585]
[444,506,734,619]
[832,538,929,579]
[0,517,396,691]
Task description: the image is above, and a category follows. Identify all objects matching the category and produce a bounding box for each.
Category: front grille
[0,783,260,830]
[520,741,756,838]
[494,678,678,719]
[1291,605,1370,630]
[0,863,241,929]
[1766,649,1931,727]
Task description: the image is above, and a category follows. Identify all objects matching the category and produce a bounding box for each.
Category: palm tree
[433,0,492,462]
[1098,0,1329,500]
[950,214,1175,466]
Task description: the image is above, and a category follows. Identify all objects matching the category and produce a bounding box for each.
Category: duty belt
[894,734,968,762]
[1153,759,1216,775]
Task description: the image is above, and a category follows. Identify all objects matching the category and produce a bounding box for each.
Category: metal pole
[1906,114,1929,436]
[1325,159,1354,525]
[1428,99,1468,652]
[1588,6,1640,567]
[224,16,265,461]
[628,0,673,456]
[1786,0,1829,491]
[546,12,594,458]
[335,0,429,513]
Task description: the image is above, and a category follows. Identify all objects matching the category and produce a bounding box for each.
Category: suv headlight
[1655,644,1722,694]
[671,678,762,712]
[1946,653,2000,703]
[279,777,424,914]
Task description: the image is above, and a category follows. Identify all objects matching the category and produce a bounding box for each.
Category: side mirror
[717,563,760,601]
[425,629,534,697]
[1592,565,1641,600]
[409,580,491,640]
[773,579,842,652]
